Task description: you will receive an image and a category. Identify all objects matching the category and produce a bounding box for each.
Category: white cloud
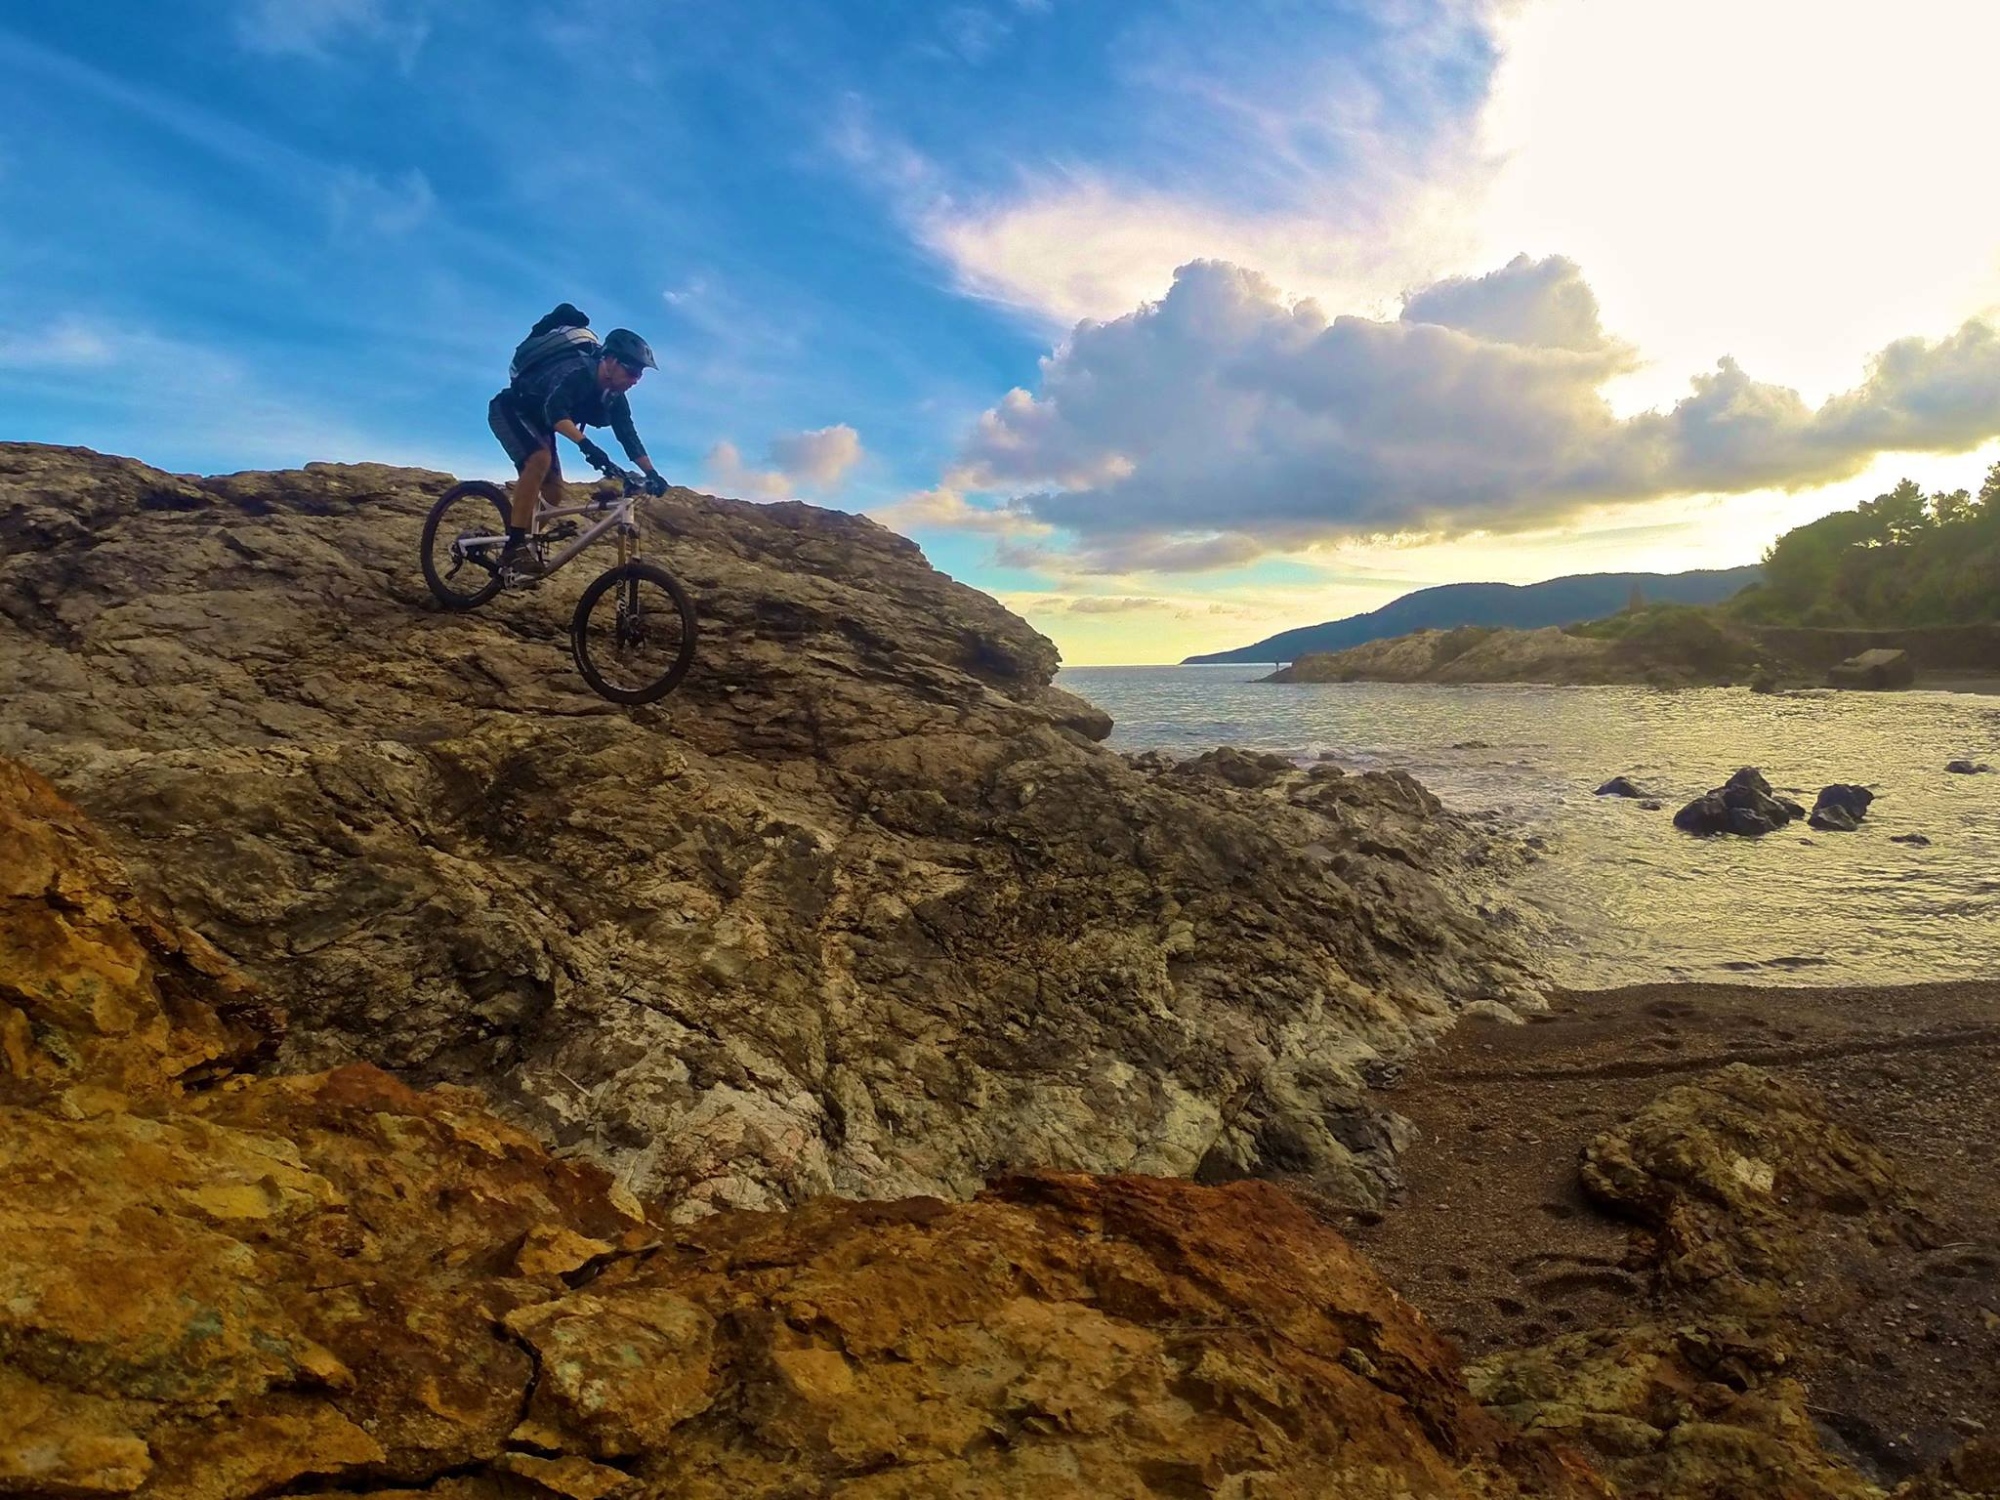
[768,424,863,487]
[923,174,1479,333]
[707,425,866,499]
[891,0,2000,431]
[953,255,2000,572]
[867,483,1050,538]
[705,441,790,500]
[235,0,432,67]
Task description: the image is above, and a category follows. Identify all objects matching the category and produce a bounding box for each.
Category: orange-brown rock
[1,756,1606,1497]
[532,1171,1612,1498]
[0,757,278,1106]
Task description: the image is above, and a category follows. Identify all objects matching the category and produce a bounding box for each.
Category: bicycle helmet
[602,328,657,374]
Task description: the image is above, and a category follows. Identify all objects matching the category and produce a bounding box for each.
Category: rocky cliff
[0,443,1537,1216]
[0,757,1611,1499]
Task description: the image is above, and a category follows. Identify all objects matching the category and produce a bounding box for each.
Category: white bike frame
[456,490,640,577]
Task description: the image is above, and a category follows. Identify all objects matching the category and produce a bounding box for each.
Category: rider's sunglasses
[614,359,646,379]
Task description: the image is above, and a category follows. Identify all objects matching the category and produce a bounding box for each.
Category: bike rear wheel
[570,561,699,704]
[420,481,511,610]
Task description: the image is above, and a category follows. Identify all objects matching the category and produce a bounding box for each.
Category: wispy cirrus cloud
[0,322,114,369]
[234,0,432,68]
[839,0,1501,329]
[0,314,470,470]
[327,166,435,238]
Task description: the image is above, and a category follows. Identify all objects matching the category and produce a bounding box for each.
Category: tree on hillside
[1857,478,1928,545]
[1754,507,1885,619]
[1980,462,2000,519]
[1736,461,2000,627]
[1930,488,1973,528]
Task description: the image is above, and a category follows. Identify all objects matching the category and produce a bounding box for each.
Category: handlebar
[580,449,634,482]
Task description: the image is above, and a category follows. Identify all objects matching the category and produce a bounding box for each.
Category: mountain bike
[419,465,698,705]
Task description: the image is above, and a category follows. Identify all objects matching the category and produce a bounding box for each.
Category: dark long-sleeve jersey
[531,359,648,462]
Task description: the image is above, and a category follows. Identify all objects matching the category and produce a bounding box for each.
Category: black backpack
[510,303,600,388]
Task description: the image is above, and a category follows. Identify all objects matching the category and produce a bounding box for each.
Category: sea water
[1058,665,2000,988]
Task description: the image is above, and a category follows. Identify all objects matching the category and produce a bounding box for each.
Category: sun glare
[1477,0,2000,414]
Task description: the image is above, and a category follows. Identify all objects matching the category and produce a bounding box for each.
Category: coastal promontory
[5,444,1997,1497]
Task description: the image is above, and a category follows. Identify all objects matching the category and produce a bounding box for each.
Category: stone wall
[1750,624,2000,672]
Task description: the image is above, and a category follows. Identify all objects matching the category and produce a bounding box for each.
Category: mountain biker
[487,322,671,576]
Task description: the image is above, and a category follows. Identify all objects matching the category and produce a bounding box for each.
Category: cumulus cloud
[705,442,788,500]
[868,483,1051,538]
[707,424,866,499]
[768,424,863,487]
[950,254,2000,572]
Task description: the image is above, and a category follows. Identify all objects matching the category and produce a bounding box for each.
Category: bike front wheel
[570,561,699,704]
[420,480,511,610]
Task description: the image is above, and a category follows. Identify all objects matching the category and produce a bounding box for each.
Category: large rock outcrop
[0,443,1535,1214]
[1,760,1609,1498]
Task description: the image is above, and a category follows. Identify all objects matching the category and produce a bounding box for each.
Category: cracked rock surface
[0,758,1605,1499]
[1,443,1537,1213]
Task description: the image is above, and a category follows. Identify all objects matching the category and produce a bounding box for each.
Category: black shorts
[488,390,561,478]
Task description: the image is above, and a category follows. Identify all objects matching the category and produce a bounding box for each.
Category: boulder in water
[1672,791,1732,835]
[1946,758,1992,774]
[1595,775,1651,798]
[1813,783,1874,818]
[1673,767,1808,837]
[1724,766,1773,797]
[1804,784,1872,832]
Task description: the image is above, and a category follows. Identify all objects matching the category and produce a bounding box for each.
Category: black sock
[507,526,526,544]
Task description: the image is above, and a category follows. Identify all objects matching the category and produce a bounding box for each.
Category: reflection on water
[1059,665,2000,988]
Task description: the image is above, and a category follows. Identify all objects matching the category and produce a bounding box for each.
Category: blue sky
[6,2,2000,661]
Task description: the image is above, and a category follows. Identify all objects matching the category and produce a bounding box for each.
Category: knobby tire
[420,481,511,611]
[569,560,699,705]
